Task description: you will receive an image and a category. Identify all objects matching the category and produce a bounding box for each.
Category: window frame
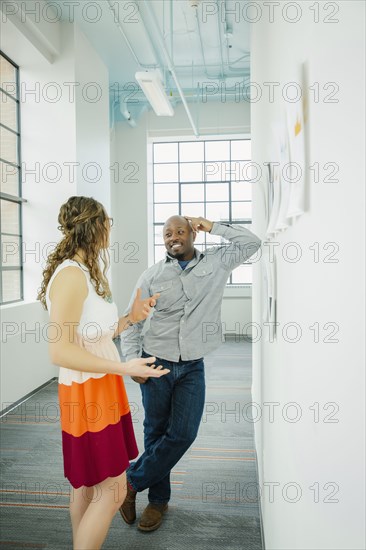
[0,50,25,305]
[151,136,253,287]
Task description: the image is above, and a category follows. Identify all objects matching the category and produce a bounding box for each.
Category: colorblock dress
[46,259,138,488]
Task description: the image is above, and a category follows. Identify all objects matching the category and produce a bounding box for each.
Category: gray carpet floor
[0,341,263,549]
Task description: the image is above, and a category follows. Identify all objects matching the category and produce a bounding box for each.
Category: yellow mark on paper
[295,117,302,136]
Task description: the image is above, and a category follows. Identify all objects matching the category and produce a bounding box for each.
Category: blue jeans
[127,351,205,504]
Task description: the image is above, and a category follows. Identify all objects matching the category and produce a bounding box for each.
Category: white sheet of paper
[269,253,277,332]
[273,119,291,232]
[286,92,306,219]
[261,256,270,324]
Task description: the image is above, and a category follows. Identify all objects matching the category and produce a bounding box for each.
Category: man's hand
[184,216,213,233]
[129,288,160,324]
[131,375,148,384]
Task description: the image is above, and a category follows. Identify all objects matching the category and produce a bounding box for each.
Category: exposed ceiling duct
[42,0,251,133]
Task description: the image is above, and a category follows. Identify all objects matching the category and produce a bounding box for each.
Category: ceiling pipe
[170,0,174,64]
[222,1,251,73]
[120,99,137,127]
[194,2,248,80]
[114,83,252,126]
[106,0,158,69]
[215,0,225,80]
[194,8,210,79]
[116,88,250,101]
[142,0,199,138]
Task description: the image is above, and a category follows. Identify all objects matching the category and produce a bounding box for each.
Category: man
[119,215,261,532]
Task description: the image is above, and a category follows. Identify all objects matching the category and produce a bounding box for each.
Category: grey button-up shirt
[121,222,261,362]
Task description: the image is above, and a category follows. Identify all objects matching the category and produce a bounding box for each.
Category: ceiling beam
[142,0,199,138]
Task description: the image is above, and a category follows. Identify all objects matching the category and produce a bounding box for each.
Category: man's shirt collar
[165,247,203,267]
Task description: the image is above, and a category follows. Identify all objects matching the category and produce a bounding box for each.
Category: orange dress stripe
[58,373,131,438]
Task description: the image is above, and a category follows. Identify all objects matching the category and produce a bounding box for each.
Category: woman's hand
[129,288,160,324]
[123,356,170,379]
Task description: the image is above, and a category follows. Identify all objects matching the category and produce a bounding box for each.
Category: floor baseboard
[0,378,58,418]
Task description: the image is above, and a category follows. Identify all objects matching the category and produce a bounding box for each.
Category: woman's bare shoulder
[49,264,88,302]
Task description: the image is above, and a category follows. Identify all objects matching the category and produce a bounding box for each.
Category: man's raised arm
[185,216,262,271]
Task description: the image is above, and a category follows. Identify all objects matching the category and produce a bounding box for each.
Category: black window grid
[0,50,24,305]
[152,139,253,286]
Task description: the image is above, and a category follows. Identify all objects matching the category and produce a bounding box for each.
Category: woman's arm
[48,267,169,379]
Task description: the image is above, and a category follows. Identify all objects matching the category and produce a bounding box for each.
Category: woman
[38,196,169,549]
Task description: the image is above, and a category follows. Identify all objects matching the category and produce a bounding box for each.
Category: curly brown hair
[37,196,112,309]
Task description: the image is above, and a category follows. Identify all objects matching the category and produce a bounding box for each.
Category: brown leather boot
[119,484,137,524]
[138,503,168,532]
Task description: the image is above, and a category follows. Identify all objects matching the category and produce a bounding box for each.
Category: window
[0,52,24,304]
[152,138,253,285]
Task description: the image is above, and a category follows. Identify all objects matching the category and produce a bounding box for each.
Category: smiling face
[163,216,196,261]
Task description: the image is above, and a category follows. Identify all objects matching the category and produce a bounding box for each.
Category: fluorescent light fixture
[135,70,174,116]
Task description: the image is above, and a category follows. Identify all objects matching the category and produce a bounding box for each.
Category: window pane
[1,200,20,233]
[0,125,18,165]
[154,142,178,163]
[232,202,252,220]
[154,163,178,183]
[154,203,179,223]
[154,246,167,262]
[206,182,229,202]
[206,231,224,244]
[1,54,22,305]
[194,244,205,254]
[154,183,178,203]
[181,183,204,202]
[231,140,251,160]
[2,269,22,302]
[205,202,229,222]
[193,230,205,245]
[181,202,205,218]
[0,56,17,98]
[231,181,252,201]
[180,162,204,182]
[154,226,164,245]
[1,235,21,266]
[205,161,231,181]
[179,141,204,162]
[0,161,19,196]
[0,92,17,132]
[231,161,256,181]
[231,264,252,284]
[205,140,230,161]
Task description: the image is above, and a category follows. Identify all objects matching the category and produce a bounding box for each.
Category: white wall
[110,114,149,312]
[74,26,111,211]
[111,100,254,332]
[251,2,365,549]
[0,9,111,409]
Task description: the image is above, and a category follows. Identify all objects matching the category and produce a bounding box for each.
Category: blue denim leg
[127,352,205,504]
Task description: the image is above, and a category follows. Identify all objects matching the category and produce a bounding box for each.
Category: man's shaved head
[163,215,192,232]
[163,215,196,261]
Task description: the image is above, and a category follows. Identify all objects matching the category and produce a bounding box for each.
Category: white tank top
[45,259,118,341]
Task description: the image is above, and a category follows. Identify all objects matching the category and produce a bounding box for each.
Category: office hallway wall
[251,2,365,549]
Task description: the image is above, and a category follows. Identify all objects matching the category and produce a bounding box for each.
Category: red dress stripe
[61,412,139,488]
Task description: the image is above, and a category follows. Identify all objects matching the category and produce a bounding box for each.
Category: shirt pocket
[150,279,175,311]
[192,263,214,278]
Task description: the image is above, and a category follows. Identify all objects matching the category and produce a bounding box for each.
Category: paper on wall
[273,118,292,233]
[285,79,307,219]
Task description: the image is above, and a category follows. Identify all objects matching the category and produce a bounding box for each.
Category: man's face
[163,216,196,261]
